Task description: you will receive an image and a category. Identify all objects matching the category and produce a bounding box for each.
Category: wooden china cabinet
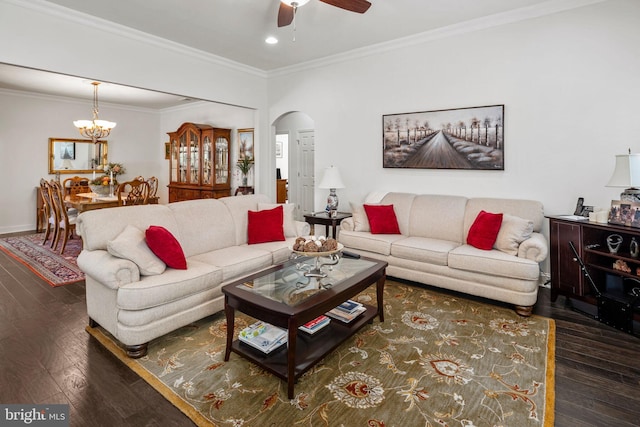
[168,122,231,202]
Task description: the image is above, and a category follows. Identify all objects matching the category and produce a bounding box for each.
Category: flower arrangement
[104,162,126,178]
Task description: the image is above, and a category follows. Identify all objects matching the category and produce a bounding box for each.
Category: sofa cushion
[248,206,286,244]
[339,230,406,256]
[391,237,459,266]
[190,245,273,282]
[116,259,222,311]
[467,211,503,250]
[219,194,270,245]
[350,202,371,232]
[409,195,468,243]
[380,192,416,235]
[258,202,296,237]
[146,226,187,269]
[494,214,534,256]
[364,204,401,234]
[107,225,166,276]
[167,198,236,257]
[448,245,539,281]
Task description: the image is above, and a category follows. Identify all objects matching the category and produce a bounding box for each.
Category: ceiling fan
[278,0,372,28]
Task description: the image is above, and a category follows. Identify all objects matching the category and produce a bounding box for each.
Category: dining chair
[147,176,159,198]
[62,176,90,197]
[62,175,89,216]
[134,175,159,198]
[39,179,56,246]
[116,179,151,206]
[49,180,78,254]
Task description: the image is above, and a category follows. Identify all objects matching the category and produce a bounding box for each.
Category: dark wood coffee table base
[223,262,385,399]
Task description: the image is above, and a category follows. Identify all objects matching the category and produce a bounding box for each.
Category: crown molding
[0,87,164,113]
[267,0,607,78]
[5,0,268,79]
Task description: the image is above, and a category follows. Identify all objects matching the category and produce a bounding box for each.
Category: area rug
[87,281,555,427]
[0,233,84,286]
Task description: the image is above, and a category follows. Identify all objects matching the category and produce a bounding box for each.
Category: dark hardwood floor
[0,232,639,426]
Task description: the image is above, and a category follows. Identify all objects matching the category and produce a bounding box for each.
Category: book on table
[335,299,363,314]
[327,305,367,323]
[298,315,331,334]
[238,321,287,354]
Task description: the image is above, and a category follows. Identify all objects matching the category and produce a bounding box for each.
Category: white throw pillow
[494,214,534,256]
[258,203,296,237]
[350,202,371,232]
[107,225,166,275]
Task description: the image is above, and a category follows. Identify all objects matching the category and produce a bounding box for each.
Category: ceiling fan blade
[278,3,294,27]
[320,0,372,14]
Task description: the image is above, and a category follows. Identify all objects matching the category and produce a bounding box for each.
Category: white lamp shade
[318,166,345,189]
[607,154,640,187]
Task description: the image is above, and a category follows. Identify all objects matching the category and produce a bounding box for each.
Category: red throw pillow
[363,204,401,234]
[248,205,285,244]
[467,210,503,250]
[145,226,187,269]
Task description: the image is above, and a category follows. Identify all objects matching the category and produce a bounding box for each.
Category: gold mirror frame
[48,138,108,174]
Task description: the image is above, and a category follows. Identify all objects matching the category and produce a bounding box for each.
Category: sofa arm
[295,220,311,237]
[77,249,141,289]
[517,232,548,263]
[341,217,355,232]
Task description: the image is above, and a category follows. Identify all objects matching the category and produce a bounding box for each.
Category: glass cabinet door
[179,133,187,183]
[170,137,178,182]
[202,135,212,185]
[215,136,229,185]
[189,130,199,184]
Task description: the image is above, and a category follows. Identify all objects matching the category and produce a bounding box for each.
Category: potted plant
[237,157,254,186]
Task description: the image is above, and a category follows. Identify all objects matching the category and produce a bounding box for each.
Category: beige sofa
[76,194,309,357]
[339,192,548,315]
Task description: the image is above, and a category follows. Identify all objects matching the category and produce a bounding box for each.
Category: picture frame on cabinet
[382,104,504,170]
[165,142,170,160]
[238,128,254,160]
[608,200,640,228]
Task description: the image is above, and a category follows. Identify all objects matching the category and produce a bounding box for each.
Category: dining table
[65,192,159,213]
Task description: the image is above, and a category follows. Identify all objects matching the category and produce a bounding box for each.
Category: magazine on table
[239,321,287,354]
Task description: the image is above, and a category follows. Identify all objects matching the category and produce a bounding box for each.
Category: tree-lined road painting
[383,105,504,170]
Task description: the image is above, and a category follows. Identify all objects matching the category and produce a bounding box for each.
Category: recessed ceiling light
[265,36,278,45]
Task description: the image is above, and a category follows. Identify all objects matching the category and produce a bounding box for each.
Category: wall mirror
[48,138,108,174]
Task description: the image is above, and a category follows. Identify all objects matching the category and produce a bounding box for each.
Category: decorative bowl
[292,243,344,257]
[89,184,110,196]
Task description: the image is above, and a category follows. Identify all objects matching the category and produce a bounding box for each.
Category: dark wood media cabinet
[548,216,640,326]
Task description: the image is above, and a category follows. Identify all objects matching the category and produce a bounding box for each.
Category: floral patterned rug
[87,280,555,427]
[0,233,84,286]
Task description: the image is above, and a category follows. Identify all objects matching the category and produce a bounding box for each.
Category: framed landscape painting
[382,104,504,170]
[238,128,254,160]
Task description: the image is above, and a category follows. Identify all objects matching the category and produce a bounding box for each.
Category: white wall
[267,0,640,219]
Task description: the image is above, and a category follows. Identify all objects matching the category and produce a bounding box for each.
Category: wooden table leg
[287,317,297,399]
[376,273,386,322]
[224,299,234,361]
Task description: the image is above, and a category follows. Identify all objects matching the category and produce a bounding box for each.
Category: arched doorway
[273,112,315,221]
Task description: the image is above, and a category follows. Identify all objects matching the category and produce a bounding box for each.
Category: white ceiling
[0,0,595,109]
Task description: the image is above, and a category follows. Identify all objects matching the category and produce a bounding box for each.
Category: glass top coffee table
[222,255,387,399]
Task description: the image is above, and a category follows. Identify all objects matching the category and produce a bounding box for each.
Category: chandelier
[73,81,116,142]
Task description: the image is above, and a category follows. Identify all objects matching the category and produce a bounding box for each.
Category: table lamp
[318,165,345,214]
[606,151,640,203]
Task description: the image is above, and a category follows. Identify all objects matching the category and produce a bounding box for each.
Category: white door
[296,130,315,220]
